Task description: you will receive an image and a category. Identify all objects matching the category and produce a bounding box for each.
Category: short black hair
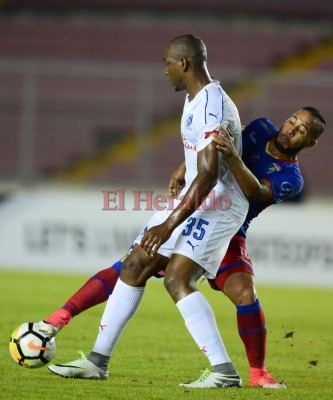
[302,106,326,139]
[168,34,207,67]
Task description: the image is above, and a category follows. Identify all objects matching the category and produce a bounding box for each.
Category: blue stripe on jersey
[204,87,224,125]
[220,90,224,124]
[204,89,209,124]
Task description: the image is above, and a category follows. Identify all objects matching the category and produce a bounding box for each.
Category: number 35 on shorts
[182,217,209,240]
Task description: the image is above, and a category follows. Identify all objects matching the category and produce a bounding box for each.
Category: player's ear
[308,139,317,149]
[180,57,189,71]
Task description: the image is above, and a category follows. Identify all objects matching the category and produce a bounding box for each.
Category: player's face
[164,47,186,92]
[275,110,317,156]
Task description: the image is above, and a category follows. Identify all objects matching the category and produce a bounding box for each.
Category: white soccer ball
[9,322,56,368]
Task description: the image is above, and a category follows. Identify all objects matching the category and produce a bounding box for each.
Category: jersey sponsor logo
[186,240,199,252]
[181,133,196,151]
[267,162,282,174]
[279,181,294,200]
[185,114,193,129]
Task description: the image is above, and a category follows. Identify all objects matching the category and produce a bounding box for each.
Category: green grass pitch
[1,270,332,400]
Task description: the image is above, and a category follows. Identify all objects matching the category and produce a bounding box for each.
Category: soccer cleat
[36,320,59,338]
[48,352,108,380]
[250,370,286,389]
[180,368,242,388]
[45,309,72,329]
[36,309,72,338]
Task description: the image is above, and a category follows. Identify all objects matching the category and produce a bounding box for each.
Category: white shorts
[134,207,241,279]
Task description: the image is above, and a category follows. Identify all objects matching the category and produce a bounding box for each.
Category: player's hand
[212,126,238,158]
[168,162,186,196]
[140,222,172,257]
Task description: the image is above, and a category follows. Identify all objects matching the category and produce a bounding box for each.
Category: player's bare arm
[212,128,272,202]
[168,161,186,196]
[141,142,219,257]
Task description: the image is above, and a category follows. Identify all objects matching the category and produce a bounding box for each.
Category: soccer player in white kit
[48,34,249,388]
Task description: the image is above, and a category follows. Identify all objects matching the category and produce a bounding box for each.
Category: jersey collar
[265,137,298,163]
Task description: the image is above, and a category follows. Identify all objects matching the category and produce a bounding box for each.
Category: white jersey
[134,81,249,279]
[180,81,248,224]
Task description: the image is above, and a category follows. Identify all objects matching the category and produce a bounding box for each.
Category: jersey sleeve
[267,170,304,203]
[196,88,224,152]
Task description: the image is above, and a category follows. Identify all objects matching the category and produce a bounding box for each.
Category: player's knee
[164,268,196,303]
[121,254,146,286]
[225,280,256,305]
[164,268,187,301]
[236,285,256,305]
[224,272,256,305]
[163,272,179,296]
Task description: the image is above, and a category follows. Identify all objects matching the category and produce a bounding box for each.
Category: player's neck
[268,137,297,161]
[187,72,212,101]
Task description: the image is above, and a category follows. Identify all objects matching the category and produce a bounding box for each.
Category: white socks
[176,291,231,367]
[92,279,144,356]
[91,282,229,369]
